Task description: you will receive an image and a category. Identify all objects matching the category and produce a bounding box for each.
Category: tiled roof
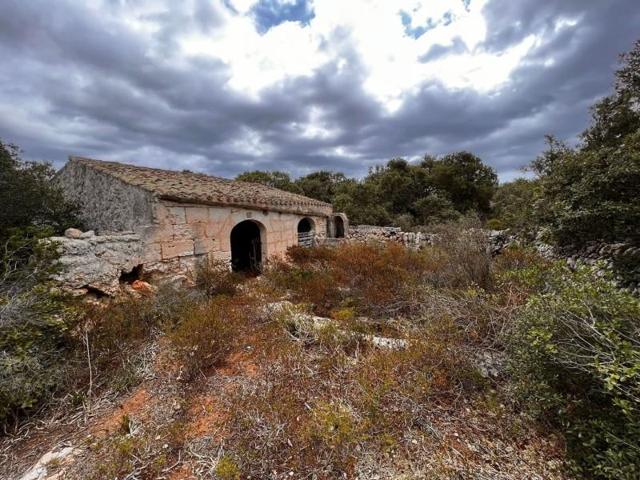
[68,157,333,216]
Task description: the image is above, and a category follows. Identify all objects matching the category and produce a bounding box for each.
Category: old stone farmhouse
[53,157,348,294]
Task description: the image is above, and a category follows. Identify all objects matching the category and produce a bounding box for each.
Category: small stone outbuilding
[54,157,348,293]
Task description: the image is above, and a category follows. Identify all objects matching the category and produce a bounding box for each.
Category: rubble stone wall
[55,160,155,233]
[50,230,145,295]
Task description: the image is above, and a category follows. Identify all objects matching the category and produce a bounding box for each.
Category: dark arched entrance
[334,216,345,238]
[297,217,315,247]
[230,220,263,273]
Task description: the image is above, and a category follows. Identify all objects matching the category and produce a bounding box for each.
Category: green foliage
[0,140,80,244]
[235,170,302,194]
[236,152,497,227]
[533,40,640,247]
[490,178,538,234]
[295,170,349,203]
[215,455,241,480]
[413,194,460,224]
[0,238,77,425]
[421,151,498,214]
[508,264,640,479]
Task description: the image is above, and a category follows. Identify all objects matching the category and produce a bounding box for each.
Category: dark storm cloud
[0,0,638,181]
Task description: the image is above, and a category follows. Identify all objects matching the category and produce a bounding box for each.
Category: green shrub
[508,264,640,479]
[0,234,78,426]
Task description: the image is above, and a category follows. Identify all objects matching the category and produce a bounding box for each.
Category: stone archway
[230,220,264,273]
[297,217,315,247]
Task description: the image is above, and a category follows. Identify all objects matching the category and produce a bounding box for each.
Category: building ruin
[53,157,348,294]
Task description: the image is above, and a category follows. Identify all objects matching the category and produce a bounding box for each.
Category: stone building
[53,157,348,293]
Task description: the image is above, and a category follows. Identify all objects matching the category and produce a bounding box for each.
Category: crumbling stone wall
[348,225,436,249]
[55,160,155,233]
[50,229,144,295]
[52,205,330,294]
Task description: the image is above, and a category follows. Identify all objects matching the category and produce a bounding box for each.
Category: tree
[0,141,80,243]
[295,171,348,203]
[421,151,498,214]
[235,170,302,194]
[533,40,640,247]
[490,178,538,233]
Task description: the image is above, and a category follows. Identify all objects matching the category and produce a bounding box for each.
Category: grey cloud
[0,0,638,181]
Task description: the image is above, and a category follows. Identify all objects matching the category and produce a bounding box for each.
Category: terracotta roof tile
[68,157,333,216]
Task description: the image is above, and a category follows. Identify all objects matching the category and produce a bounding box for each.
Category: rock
[50,232,144,295]
[79,230,95,239]
[64,228,82,239]
[19,445,79,480]
[131,279,154,293]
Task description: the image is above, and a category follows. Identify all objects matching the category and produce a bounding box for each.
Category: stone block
[173,223,195,240]
[156,205,187,224]
[185,207,209,223]
[194,238,216,255]
[161,239,194,259]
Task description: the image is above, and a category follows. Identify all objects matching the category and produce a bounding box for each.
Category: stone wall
[143,200,328,265]
[55,160,155,233]
[50,229,145,295]
[348,225,436,249]
[52,204,330,294]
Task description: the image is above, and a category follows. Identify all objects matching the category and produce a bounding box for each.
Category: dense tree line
[237,151,498,227]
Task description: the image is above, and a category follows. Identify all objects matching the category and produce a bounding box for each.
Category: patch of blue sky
[400,1,470,39]
[400,10,437,39]
[251,0,315,34]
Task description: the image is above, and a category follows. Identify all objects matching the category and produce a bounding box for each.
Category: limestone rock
[64,228,82,239]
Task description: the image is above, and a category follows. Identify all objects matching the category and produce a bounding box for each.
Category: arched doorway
[334,215,345,238]
[297,217,315,247]
[230,220,263,273]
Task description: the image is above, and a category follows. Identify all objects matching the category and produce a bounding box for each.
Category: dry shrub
[286,244,337,266]
[427,217,493,289]
[169,296,247,378]
[267,242,437,318]
[195,256,244,297]
[265,258,342,315]
[354,320,484,433]
[331,242,433,316]
[218,307,485,478]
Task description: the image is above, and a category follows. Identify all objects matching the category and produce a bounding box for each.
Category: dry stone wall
[50,229,145,295]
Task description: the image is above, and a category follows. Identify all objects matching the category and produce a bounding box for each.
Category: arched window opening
[230,220,263,274]
[297,217,315,247]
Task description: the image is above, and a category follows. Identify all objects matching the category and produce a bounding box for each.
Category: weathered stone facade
[53,157,347,293]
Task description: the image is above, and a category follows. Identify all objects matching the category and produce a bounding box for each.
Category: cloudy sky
[1,0,638,181]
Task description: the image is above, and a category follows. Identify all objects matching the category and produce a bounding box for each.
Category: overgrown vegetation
[0,140,81,427]
[508,265,640,479]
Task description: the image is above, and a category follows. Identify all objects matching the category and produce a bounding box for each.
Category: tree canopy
[236,152,498,227]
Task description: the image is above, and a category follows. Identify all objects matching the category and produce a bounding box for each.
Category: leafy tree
[413,194,459,225]
[0,140,80,427]
[0,141,80,244]
[490,178,538,233]
[533,40,640,247]
[295,171,348,203]
[235,170,302,194]
[421,151,498,214]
